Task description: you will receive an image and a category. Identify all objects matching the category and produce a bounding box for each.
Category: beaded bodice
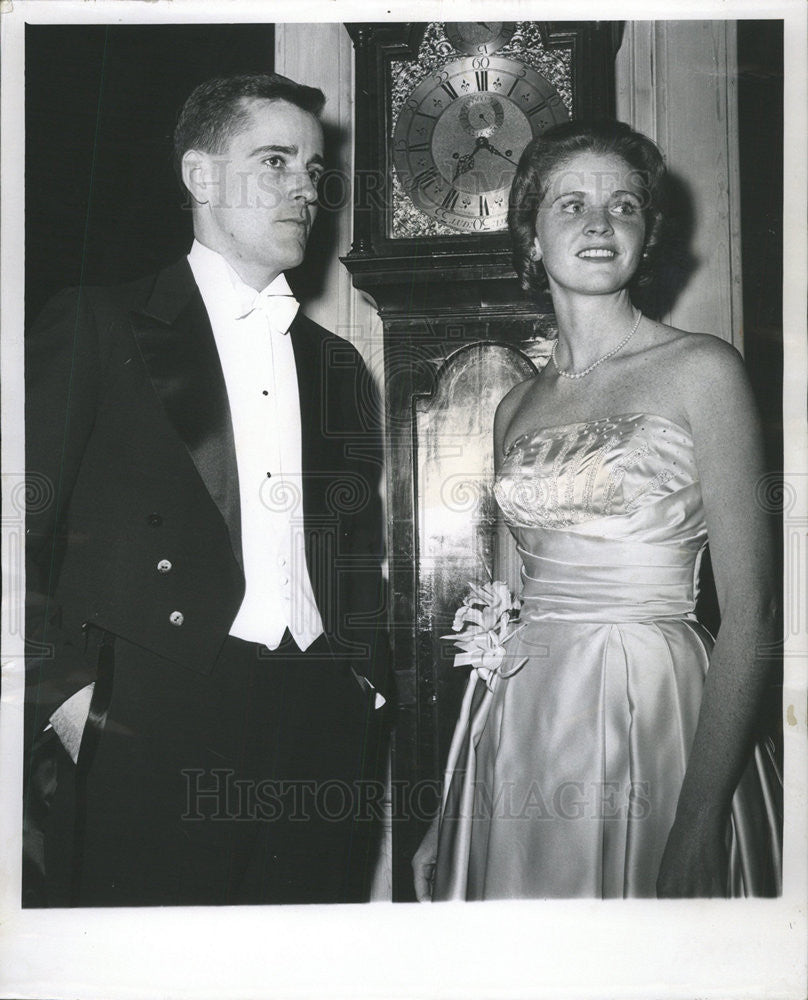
[495,412,703,534]
[494,413,709,621]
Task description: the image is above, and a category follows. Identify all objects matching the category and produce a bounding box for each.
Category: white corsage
[442,581,527,692]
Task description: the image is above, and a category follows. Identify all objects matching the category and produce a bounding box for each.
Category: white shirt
[188,240,324,651]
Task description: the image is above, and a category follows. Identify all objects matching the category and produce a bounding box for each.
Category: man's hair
[507,119,667,298]
[173,72,326,187]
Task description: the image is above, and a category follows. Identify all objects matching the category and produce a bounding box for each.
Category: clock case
[341,22,624,901]
[343,22,623,297]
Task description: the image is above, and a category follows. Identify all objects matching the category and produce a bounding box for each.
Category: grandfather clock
[342,21,622,900]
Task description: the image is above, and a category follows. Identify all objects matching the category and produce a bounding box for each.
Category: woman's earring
[529,247,542,262]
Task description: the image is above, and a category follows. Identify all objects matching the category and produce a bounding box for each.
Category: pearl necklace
[551,310,643,380]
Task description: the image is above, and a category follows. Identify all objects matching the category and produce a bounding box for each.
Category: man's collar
[188,240,296,321]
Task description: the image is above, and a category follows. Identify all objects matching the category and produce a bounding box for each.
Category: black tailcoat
[24,258,389,905]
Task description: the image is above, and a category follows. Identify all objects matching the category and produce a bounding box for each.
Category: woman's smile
[576,246,618,260]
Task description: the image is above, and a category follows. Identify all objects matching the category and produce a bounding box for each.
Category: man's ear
[181,149,212,205]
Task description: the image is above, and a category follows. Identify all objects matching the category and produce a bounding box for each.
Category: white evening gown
[433,413,781,899]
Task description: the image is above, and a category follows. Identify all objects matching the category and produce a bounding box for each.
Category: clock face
[392,56,569,234]
[444,21,516,56]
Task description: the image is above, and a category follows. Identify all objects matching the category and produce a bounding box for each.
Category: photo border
[2,2,805,998]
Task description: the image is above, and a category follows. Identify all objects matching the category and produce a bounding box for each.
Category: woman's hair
[508,119,667,297]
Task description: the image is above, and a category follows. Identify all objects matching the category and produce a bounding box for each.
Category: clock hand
[452,150,477,182]
[451,137,486,182]
[477,136,517,164]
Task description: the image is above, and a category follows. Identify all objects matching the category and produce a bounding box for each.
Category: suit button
[169,611,184,627]
[147,513,163,527]
[157,559,172,574]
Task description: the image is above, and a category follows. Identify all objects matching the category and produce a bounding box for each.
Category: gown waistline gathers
[517,530,705,624]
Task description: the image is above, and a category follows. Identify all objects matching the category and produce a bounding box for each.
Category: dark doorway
[25,23,275,322]
[737,19,784,756]
[737,19,783,468]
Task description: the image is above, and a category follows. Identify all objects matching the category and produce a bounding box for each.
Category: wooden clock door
[382,314,550,900]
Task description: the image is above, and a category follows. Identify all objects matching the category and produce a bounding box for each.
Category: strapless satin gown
[433,413,781,900]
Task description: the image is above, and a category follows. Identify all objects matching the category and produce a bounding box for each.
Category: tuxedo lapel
[130,258,243,570]
[289,312,322,484]
[289,314,331,620]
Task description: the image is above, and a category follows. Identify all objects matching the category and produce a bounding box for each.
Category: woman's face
[532,150,647,298]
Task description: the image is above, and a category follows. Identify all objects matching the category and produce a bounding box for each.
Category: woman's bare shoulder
[493,375,539,451]
[495,375,537,425]
[642,323,751,424]
[644,321,741,363]
[657,326,744,381]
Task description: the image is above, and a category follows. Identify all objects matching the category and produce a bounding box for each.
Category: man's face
[195,98,325,286]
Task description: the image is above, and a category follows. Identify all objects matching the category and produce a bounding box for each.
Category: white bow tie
[240,291,299,337]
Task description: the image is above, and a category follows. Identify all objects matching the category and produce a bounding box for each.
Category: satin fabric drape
[433,414,781,900]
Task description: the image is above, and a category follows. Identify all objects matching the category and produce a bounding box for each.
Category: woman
[413,120,781,900]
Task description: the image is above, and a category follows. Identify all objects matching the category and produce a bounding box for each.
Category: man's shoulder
[36,258,194,321]
[292,311,372,375]
[90,257,195,312]
[293,310,354,348]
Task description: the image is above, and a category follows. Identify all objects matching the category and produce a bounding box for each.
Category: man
[24,73,388,907]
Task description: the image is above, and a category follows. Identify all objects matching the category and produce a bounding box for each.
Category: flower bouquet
[442,580,527,692]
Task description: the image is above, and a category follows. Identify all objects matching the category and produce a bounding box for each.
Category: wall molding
[617,21,743,349]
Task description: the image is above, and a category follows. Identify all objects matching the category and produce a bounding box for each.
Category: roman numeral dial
[392,55,569,234]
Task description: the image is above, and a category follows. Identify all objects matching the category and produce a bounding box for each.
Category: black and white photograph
[1,1,806,997]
